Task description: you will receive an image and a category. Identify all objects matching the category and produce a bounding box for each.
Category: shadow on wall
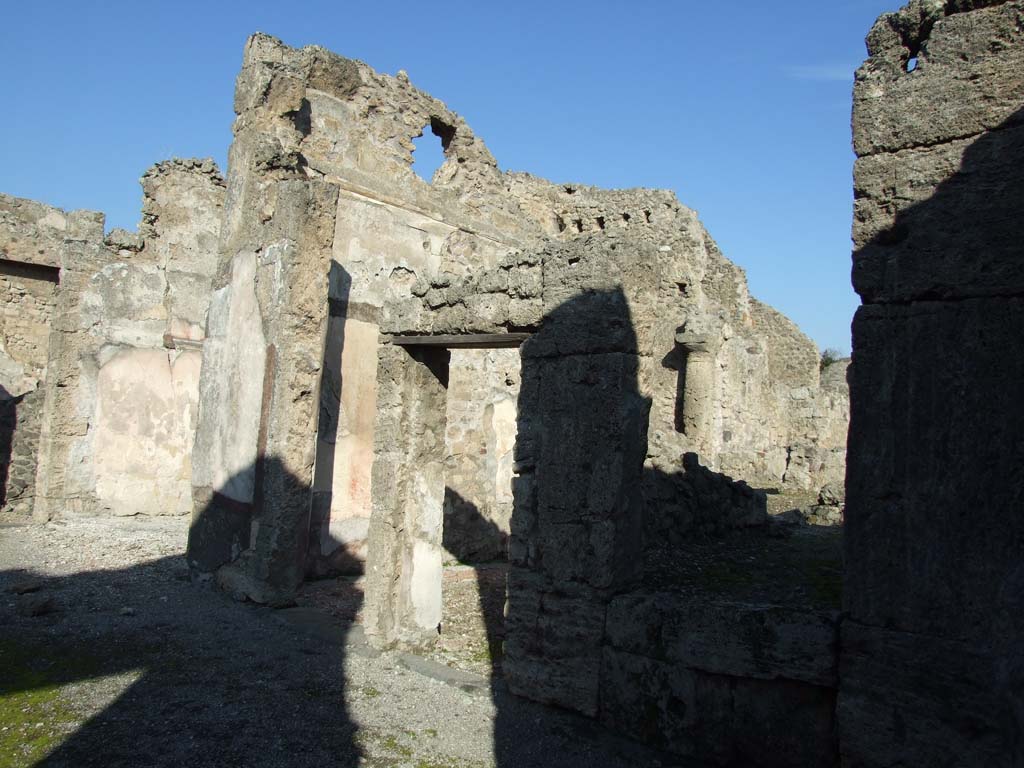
[1,462,365,768]
[0,384,14,509]
[188,261,358,600]
[428,287,819,766]
[842,103,1024,764]
[308,262,364,578]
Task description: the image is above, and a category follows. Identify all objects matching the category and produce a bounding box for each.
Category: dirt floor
[0,516,671,768]
[0,497,840,767]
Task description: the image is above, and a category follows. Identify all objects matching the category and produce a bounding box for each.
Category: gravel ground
[0,516,676,768]
[296,564,507,680]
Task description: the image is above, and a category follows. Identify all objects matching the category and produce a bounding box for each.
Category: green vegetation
[0,639,100,768]
[820,347,844,371]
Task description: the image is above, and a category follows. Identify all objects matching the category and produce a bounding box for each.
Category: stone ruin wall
[0,196,63,516]
[367,223,835,766]
[0,33,847,559]
[186,32,536,599]
[844,1,1024,766]
[0,158,224,521]
[2,8,1019,764]
[183,34,847,597]
[0,27,864,768]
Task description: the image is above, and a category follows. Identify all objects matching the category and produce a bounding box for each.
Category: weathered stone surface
[853,1,1024,157]
[4,158,226,521]
[606,592,840,687]
[442,348,519,563]
[526,348,648,590]
[845,2,1024,764]
[838,620,1021,767]
[846,299,1024,638]
[0,252,56,514]
[645,453,766,542]
[0,193,73,269]
[600,649,837,768]
[363,343,450,647]
[502,569,607,717]
[853,123,1024,303]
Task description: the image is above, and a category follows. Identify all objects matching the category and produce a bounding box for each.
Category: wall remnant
[1,29,860,768]
[844,1,1024,765]
[0,159,224,521]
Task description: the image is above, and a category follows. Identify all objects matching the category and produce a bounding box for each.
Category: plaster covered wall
[443,348,520,563]
[92,347,201,516]
[26,159,225,520]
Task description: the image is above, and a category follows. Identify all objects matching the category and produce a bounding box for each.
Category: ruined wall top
[0,194,105,269]
[223,32,533,253]
[853,0,1024,304]
[854,0,1023,157]
[225,33,736,258]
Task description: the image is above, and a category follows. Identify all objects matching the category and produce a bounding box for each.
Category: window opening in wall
[412,122,447,184]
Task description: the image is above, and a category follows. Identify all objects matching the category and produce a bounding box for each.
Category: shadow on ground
[1,544,363,768]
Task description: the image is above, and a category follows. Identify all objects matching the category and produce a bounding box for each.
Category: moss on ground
[0,639,102,768]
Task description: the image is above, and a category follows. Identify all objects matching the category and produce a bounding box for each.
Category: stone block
[529,351,648,589]
[503,570,605,716]
[853,1,1024,156]
[606,592,839,686]
[852,123,1024,303]
[524,285,640,358]
[845,299,1024,641]
[600,648,837,767]
[838,619,1021,767]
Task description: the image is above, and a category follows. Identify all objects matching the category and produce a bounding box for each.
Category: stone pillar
[674,331,718,443]
[33,212,108,521]
[364,343,450,649]
[503,287,650,717]
[189,179,338,605]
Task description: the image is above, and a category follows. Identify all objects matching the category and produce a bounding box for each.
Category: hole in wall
[595,216,606,230]
[643,210,652,223]
[906,56,919,72]
[573,219,584,233]
[412,119,454,183]
[622,213,631,223]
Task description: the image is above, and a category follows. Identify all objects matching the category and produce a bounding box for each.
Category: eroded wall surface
[24,159,225,520]
[443,348,519,563]
[188,33,850,601]
[188,34,537,597]
[843,2,1024,765]
[369,228,840,767]
[0,197,63,515]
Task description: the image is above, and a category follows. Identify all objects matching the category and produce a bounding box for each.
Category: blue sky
[0,1,899,354]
